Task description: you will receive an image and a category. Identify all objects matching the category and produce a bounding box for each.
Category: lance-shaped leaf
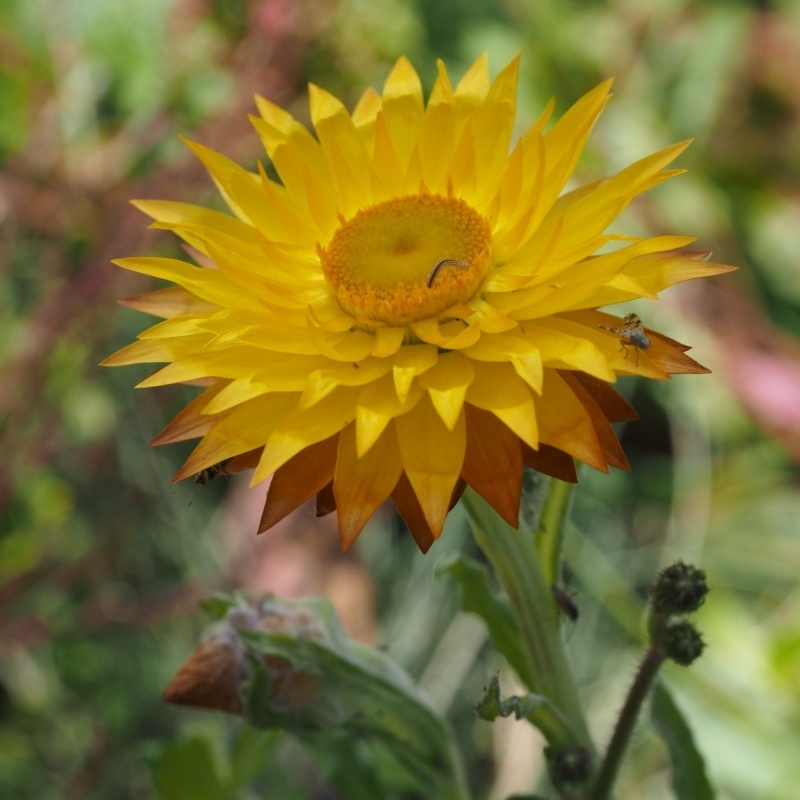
[651,681,716,800]
[164,594,471,800]
[437,553,531,686]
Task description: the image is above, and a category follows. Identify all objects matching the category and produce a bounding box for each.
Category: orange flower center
[319,194,492,325]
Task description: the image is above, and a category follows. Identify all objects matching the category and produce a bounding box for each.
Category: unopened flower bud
[545,745,592,788]
[662,620,705,666]
[651,561,708,616]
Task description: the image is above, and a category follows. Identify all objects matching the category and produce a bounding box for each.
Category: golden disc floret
[319,194,492,325]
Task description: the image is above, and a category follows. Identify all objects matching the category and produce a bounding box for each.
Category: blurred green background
[2,0,799,798]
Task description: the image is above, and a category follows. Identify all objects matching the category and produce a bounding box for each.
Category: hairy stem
[589,646,665,799]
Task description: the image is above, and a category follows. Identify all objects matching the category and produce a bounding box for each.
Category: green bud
[545,745,592,788]
[651,561,708,616]
[662,620,705,666]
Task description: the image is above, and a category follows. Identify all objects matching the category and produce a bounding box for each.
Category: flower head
[105,54,733,551]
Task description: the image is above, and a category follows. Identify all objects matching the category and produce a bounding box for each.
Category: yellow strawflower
[105,54,732,551]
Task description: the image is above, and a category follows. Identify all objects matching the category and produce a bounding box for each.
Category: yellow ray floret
[105,54,735,551]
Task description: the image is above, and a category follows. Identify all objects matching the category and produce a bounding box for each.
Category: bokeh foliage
[2,0,800,798]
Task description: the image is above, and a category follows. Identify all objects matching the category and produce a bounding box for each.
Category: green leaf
[240,655,283,730]
[475,674,548,722]
[651,682,716,800]
[200,592,241,620]
[228,728,284,788]
[311,734,414,800]
[437,554,531,686]
[180,594,471,800]
[155,736,229,800]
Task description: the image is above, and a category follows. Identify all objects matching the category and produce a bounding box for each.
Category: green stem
[443,738,473,800]
[536,477,575,588]
[588,646,665,800]
[462,489,593,752]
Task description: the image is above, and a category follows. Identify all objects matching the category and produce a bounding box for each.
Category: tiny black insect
[426,258,471,288]
[194,460,231,485]
[552,585,579,622]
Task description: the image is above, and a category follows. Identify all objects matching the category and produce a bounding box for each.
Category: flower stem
[535,477,575,587]
[588,646,665,800]
[462,489,593,751]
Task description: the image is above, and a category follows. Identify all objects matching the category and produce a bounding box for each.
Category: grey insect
[599,312,652,365]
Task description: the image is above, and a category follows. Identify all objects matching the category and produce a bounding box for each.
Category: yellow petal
[382,55,424,102]
[259,435,339,533]
[308,327,375,363]
[300,358,392,408]
[112,257,260,311]
[618,249,737,296]
[308,84,372,216]
[495,235,693,317]
[119,287,216,319]
[101,338,175,367]
[463,299,519,333]
[454,53,490,102]
[181,139,319,245]
[519,320,616,381]
[392,344,438,403]
[334,423,403,549]
[417,100,457,194]
[411,318,482,350]
[417,351,475,429]
[466,362,538,449]
[370,112,406,198]
[462,405,523,527]
[461,333,543,393]
[380,57,424,167]
[568,372,638,423]
[534,370,606,471]
[175,392,298,481]
[429,59,454,106]
[371,326,406,358]
[542,79,614,202]
[133,198,259,252]
[395,396,466,536]
[249,110,332,219]
[469,54,520,203]
[559,371,628,470]
[254,387,359,483]
[391,473,436,552]
[351,85,382,129]
[150,383,228,446]
[202,380,270,415]
[356,373,424,456]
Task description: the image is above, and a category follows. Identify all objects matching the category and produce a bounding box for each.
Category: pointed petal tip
[604,76,615,91]
[338,522,362,552]
[150,425,184,448]
[170,466,192,484]
[413,530,435,554]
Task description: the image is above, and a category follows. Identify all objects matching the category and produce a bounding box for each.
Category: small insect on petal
[599,313,651,365]
[426,259,471,288]
[194,459,231,485]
